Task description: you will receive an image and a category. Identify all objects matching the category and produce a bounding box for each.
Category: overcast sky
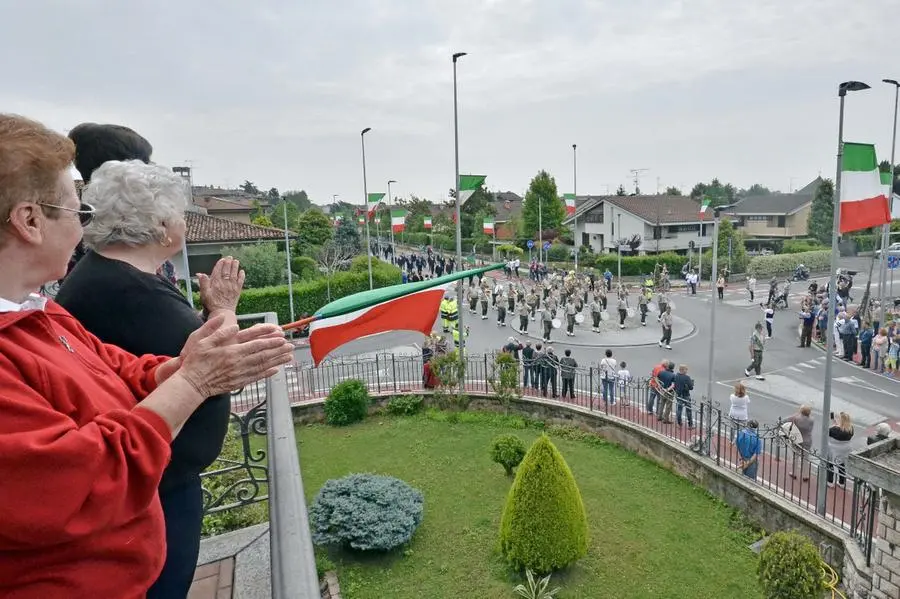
[2,0,897,205]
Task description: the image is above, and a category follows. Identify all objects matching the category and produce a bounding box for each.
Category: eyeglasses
[37,202,96,227]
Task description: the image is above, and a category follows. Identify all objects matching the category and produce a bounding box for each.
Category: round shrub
[310,473,424,551]
[757,531,826,599]
[491,433,527,476]
[499,434,588,573]
[324,379,370,426]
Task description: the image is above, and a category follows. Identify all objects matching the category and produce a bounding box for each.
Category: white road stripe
[786,366,803,373]
[798,363,816,369]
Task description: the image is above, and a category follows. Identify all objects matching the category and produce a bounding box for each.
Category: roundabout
[507,310,697,348]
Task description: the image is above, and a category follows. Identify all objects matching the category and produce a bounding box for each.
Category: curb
[498,315,698,348]
[811,340,900,383]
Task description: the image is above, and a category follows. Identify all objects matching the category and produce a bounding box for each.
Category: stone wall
[872,492,900,599]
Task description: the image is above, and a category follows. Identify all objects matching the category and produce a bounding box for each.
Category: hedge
[781,239,826,254]
[852,234,879,252]
[746,250,830,277]
[591,252,685,276]
[199,259,402,325]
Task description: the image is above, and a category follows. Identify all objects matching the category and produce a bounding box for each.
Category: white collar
[0,293,48,313]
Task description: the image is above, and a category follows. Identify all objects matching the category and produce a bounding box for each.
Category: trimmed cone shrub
[499,434,588,573]
[491,433,527,476]
[757,531,826,599]
[310,473,424,551]
[324,379,370,426]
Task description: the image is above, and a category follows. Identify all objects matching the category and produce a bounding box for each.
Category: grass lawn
[298,410,763,599]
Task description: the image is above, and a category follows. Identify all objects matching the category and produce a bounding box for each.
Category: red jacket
[0,301,173,598]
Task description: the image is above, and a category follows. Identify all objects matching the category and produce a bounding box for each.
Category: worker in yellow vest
[440,296,451,332]
[446,295,459,331]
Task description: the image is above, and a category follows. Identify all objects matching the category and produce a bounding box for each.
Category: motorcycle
[791,267,809,282]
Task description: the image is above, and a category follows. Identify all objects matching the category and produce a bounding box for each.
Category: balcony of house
[644,223,709,253]
[734,214,809,239]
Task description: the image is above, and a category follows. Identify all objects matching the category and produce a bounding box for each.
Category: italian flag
[374,216,381,225]
[367,192,385,216]
[881,170,900,220]
[699,199,710,220]
[333,214,344,227]
[300,264,503,364]
[358,216,364,224]
[483,217,495,235]
[423,217,432,230]
[840,142,891,234]
[458,174,486,204]
[391,209,407,233]
[564,193,576,216]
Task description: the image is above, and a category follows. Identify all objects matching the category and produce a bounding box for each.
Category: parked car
[875,242,900,257]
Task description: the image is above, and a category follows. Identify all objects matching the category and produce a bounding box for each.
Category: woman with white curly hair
[56,159,250,598]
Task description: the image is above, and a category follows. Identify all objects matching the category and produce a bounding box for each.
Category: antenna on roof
[630,168,649,194]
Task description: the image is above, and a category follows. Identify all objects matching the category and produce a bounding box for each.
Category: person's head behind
[605,349,612,358]
[564,349,571,357]
[81,160,188,259]
[755,322,763,333]
[799,405,812,417]
[839,411,853,432]
[619,360,626,369]
[747,419,759,430]
[0,114,81,284]
[666,360,675,371]
[68,123,152,184]
[733,382,746,398]
[876,422,892,438]
[678,364,688,374]
[880,328,888,336]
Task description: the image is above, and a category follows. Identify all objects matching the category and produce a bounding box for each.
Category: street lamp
[573,143,578,270]
[617,213,622,283]
[361,127,374,289]
[818,80,870,516]
[283,200,295,324]
[388,179,397,255]
[705,203,734,455]
[453,51,467,365]
[878,79,899,325]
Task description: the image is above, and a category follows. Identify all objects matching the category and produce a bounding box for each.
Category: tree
[267,187,280,200]
[807,179,835,246]
[334,217,361,254]
[396,195,434,233]
[717,218,747,272]
[449,185,496,238]
[616,234,642,256]
[270,200,301,231]
[283,190,311,211]
[296,208,334,253]
[240,180,260,195]
[251,214,274,228]
[741,184,772,197]
[615,184,627,196]
[221,243,284,288]
[522,171,564,238]
[317,241,356,301]
[499,434,588,573]
[664,186,682,196]
[691,178,736,207]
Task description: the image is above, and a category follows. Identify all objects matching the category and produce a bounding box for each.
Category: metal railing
[202,312,319,599]
[241,350,877,562]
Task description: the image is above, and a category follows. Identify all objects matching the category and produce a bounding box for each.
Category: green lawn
[298,411,763,599]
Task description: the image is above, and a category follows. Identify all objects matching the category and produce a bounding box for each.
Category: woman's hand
[176,314,294,398]
[199,256,245,314]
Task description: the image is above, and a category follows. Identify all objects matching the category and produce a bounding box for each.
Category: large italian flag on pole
[458,175,486,204]
[391,209,407,233]
[699,198,710,220]
[483,217,495,234]
[367,192,385,217]
[882,170,900,220]
[284,263,504,364]
[564,193,576,216]
[423,217,433,230]
[840,142,891,233]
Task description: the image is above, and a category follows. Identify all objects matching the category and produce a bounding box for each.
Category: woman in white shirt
[729,382,750,439]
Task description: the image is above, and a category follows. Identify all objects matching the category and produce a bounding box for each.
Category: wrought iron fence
[251,350,877,556]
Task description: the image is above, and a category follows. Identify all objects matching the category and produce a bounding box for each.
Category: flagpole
[879,79,899,325]
[453,51,467,373]
[283,200,295,324]
[388,179,397,259]
[361,127,374,290]
[817,81,869,515]
[573,143,578,271]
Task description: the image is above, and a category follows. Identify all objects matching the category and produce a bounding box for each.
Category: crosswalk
[680,287,809,309]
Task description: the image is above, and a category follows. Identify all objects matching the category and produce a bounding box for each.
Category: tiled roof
[565,194,703,225]
[193,195,255,212]
[186,211,289,243]
[727,193,813,216]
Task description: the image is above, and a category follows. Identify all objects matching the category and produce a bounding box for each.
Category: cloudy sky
[2,0,897,205]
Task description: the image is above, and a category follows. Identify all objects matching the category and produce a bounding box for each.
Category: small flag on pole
[367,193,385,216]
[564,193,576,216]
[374,216,381,225]
[358,216,364,224]
[483,217,495,235]
[423,217,433,230]
[391,209,407,233]
[699,198,710,220]
[840,143,891,233]
[333,214,344,227]
[458,175,486,204]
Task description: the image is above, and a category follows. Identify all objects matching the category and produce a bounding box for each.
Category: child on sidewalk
[617,361,632,405]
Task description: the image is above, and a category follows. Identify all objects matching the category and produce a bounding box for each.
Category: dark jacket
[673,372,693,398]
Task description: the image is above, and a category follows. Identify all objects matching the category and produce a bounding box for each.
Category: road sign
[618,245,630,251]
[543,241,551,250]
[889,256,899,270]
[526,240,534,249]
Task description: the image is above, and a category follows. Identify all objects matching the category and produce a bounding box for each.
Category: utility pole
[630,168,649,195]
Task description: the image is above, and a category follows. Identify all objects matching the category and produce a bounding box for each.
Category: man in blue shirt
[655,361,676,423]
[736,420,762,480]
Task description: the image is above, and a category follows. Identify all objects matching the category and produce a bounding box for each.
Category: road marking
[786,366,803,373]
[798,363,816,369]
[834,376,898,397]
[811,357,826,364]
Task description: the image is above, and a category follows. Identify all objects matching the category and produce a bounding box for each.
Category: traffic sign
[889,256,899,270]
[618,245,630,251]
[526,240,534,249]
[543,241,551,250]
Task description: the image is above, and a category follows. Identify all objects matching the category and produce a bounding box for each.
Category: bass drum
[574,312,585,324]
[599,311,610,321]
[551,318,562,329]
[626,308,635,318]
[647,302,657,313]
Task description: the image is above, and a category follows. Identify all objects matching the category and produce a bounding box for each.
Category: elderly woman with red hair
[0,113,294,598]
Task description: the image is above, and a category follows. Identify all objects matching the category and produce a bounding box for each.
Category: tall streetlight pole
[573,143,578,270]
[818,80,870,516]
[453,51,467,366]
[283,200,295,324]
[878,79,899,325]
[388,179,397,254]
[617,213,622,283]
[538,197,543,263]
[705,204,733,455]
[361,127,374,289]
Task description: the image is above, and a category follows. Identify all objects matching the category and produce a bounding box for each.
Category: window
[584,210,604,224]
[777,215,786,227]
[652,226,662,240]
[669,224,700,233]
[747,215,767,222]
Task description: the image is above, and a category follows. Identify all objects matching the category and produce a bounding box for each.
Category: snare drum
[551,318,562,329]
[600,311,609,321]
[574,313,585,324]
[626,308,635,318]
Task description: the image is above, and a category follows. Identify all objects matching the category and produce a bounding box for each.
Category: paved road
[292,256,900,454]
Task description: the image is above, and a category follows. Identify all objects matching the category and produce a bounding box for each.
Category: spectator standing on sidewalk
[559,349,578,400]
[540,347,559,399]
[656,361,676,422]
[787,405,814,481]
[502,336,523,361]
[798,302,815,348]
[616,361,631,405]
[735,421,762,480]
[728,383,750,429]
[647,360,666,414]
[658,306,674,350]
[673,364,695,428]
[521,341,536,389]
[744,322,766,380]
[867,422,893,445]
[826,412,854,486]
[873,327,888,372]
[859,321,874,368]
[599,349,618,405]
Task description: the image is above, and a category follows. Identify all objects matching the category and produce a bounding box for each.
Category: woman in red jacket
[0,114,295,598]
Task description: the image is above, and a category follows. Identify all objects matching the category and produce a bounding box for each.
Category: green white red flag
[564,193,576,216]
[458,175,486,204]
[699,199,710,220]
[304,263,503,364]
[840,143,891,233]
[483,217,494,235]
[391,209,407,233]
[367,193,385,217]
[423,217,432,230]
